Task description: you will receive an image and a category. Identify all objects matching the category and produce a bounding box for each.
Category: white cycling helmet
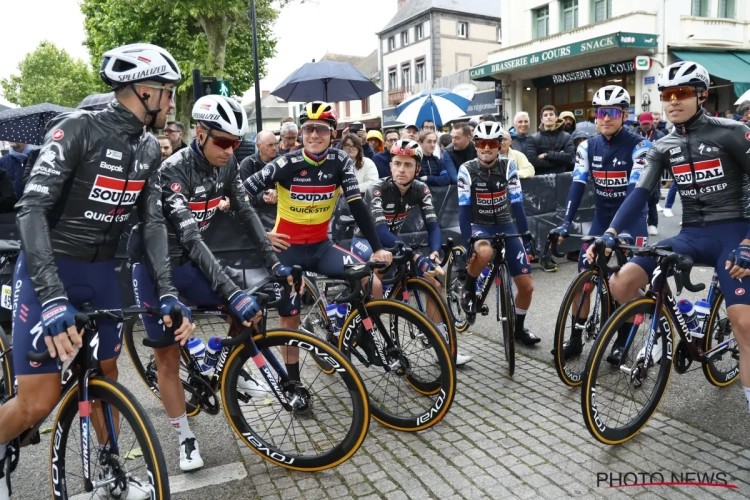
[657,61,710,91]
[192,95,248,137]
[100,43,182,88]
[473,121,503,140]
[592,85,630,108]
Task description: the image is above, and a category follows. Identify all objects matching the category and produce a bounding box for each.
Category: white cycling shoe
[663,208,674,218]
[455,351,473,366]
[239,369,272,398]
[180,437,205,472]
[96,476,154,499]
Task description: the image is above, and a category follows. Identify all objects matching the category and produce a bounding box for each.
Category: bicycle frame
[466,233,523,321]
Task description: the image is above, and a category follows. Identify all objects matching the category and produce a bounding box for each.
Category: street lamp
[248,1,263,132]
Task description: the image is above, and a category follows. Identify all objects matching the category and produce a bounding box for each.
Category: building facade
[378,0,502,127]
[470,0,750,131]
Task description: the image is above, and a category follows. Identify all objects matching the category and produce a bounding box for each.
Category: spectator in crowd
[635,112,666,235]
[278,121,302,154]
[373,129,400,178]
[526,105,574,175]
[366,130,384,153]
[467,119,478,135]
[233,134,256,164]
[651,111,668,133]
[571,130,589,149]
[500,129,534,179]
[401,124,419,140]
[724,108,735,119]
[239,130,278,207]
[0,141,31,199]
[0,168,16,213]
[421,119,436,133]
[156,134,172,162]
[738,101,750,123]
[164,121,187,154]
[511,111,531,154]
[559,111,577,134]
[418,131,450,186]
[442,122,475,184]
[350,122,375,159]
[279,116,295,127]
[479,113,495,123]
[438,133,452,154]
[341,134,378,192]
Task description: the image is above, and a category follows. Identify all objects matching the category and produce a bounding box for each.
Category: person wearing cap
[366,130,384,153]
[635,113,666,235]
[559,111,577,134]
[401,124,419,140]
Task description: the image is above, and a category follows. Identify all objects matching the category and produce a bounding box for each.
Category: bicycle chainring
[674,341,692,374]
[188,373,220,415]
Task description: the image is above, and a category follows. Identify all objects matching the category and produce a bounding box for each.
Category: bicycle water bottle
[476,267,490,292]
[187,337,206,360]
[677,299,704,339]
[203,337,223,373]
[335,303,348,335]
[325,304,338,329]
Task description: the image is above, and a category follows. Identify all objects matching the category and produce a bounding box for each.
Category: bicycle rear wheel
[498,263,516,377]
[338,299,456,432]
[443,246,469,333]
[391,277,456,360]
[222,329,369,472]
[0,326,13,401]
[581,297,674,445]
[51,377,169,499]
[702,288,739,387]
[553,269,613,387]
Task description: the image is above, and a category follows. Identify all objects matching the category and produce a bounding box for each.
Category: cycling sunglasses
[594,107,624,120]
[205,129,241,150]
[139,83,176,102]
[660,86,699,102]
[475,139,502,150]
[301,123,332,136]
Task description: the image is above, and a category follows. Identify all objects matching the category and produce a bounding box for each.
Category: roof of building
[247,94,290,120]
[379,0,501,34]
[355,50,379,81]
[318,52,367,66]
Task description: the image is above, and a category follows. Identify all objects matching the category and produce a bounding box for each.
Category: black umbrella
[0,103,75,145]
[271,61,380,103]
[78,92,115,111]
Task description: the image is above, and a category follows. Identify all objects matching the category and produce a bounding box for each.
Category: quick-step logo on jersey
[672,159,724,185]
[289,184,336,204]
[476,190,507,206]
[88,175,145,206]
[592,170,627,187]
[188,197,222,221]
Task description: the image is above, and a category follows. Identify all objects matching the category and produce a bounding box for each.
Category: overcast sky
[1,0,397,107]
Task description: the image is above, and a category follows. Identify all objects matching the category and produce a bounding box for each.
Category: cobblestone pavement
[234,327,750,500]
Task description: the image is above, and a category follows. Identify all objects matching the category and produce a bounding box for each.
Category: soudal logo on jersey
[672,159,724,185]
[592,170,627,187]
[476,190,507,206]
[290,184,336,203]
[88,175,145,206]
[188,197,221,221]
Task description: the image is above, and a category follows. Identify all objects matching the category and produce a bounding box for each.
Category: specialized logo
[106,149,123,160]
[290,184,335,203]
[476,190,507,206]
[592,170,627,187]
[88,175,145,206]
[189,197,222,221]
[672,159,724,185]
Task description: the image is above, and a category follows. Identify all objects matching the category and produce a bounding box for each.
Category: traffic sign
[202,78,232,97]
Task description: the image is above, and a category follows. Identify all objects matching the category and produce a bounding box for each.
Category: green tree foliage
[80,0,281,125]
[1,41,105,107]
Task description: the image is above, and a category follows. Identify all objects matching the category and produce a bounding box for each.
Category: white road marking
[69,462,247,499]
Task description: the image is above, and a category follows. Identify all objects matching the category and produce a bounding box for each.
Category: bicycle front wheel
[553,269,613,387]
[498,263,516,377]
[221,328,369,472]
[51,377,169,499]
[443,246,470,333]
[581,297,674,445]
[0,326,13,400]
[391,277,456,360]
[338,299,456,432]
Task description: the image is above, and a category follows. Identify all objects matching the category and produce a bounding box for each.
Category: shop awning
[672,50,750,84]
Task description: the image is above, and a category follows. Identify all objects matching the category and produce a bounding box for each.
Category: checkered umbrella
[0,103,75,145]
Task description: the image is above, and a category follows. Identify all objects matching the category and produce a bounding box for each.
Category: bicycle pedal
[480,305,490,316]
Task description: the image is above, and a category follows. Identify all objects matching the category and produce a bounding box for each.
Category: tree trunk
[178,88,193,140]
[197,13,231,75]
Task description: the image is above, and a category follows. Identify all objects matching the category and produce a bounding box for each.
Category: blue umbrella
[271,61,381,103]
[395,88,472,127]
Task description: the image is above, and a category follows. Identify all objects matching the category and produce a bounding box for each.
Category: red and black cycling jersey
[354,177,437,238]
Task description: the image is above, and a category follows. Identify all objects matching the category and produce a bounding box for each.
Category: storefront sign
[470,32,658,81]
[464,91,497,116]
[531,60,635,87]
[382,107,404,127]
